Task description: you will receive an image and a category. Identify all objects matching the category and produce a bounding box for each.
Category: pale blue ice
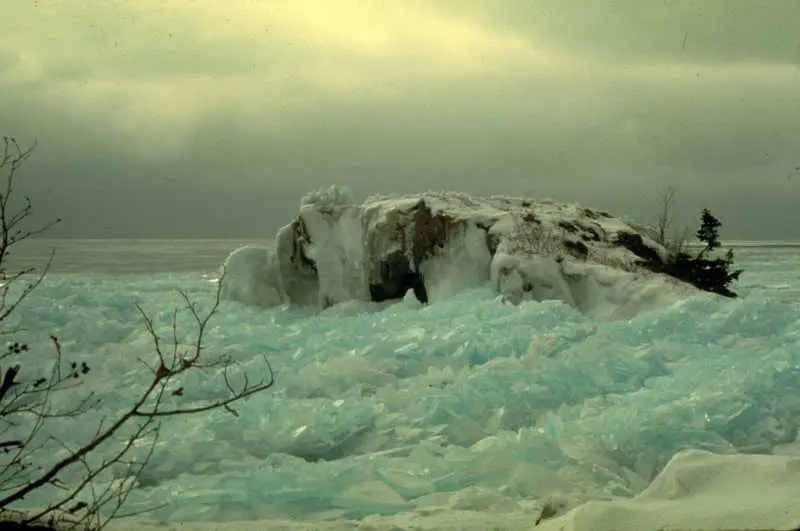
[5,243,800,523]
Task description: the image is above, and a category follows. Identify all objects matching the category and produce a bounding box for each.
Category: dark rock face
[408,201,464,269]
[613,232,663,264]
[557,220,578,233]
[563,239,589,258]
[475,221,499,255]
[289,219,317,273]
[368,251,429,304]
[364,200,464,305]
[368,274,428,304]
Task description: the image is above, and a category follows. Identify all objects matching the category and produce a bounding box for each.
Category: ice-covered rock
[218,245,283,307]
[221,186,697,318]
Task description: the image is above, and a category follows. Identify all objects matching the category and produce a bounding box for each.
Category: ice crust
[6,271,800,525]
[221,186,694,319]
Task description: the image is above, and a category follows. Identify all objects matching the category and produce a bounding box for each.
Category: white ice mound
[218,245,283,307]
[221,186,695,319]
[535,449,800,531]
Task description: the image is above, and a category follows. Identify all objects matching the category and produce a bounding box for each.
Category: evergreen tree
[696,208,722,257]
[661,208,743,298]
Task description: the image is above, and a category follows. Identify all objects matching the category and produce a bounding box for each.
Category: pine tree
[695,208,721,257]
[662,207,743,298]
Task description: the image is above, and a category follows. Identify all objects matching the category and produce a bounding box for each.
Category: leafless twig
[652,186,690,257]
[0,137,275,530]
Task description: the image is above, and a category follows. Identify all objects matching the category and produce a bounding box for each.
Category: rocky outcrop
[221,187,704,319]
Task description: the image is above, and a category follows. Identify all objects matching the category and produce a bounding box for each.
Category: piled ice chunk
[81,287,800,523]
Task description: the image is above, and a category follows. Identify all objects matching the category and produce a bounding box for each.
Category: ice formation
[221,186,696,319]
[7,247,800,529]
[219,245,283,307]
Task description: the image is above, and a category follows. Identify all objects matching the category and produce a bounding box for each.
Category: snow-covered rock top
[220,186,697,320]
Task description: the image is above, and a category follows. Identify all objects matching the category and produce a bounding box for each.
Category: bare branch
[654,186,676,245]
[651,186,692,258]
[0,139,274,530]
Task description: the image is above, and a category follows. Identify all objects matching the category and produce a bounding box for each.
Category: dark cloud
[433,0,800,66]
[2,1,799,239]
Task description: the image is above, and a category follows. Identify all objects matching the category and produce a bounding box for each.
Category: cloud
[0,1,576,152]
[430,0,800,67]
[1,1,798,238]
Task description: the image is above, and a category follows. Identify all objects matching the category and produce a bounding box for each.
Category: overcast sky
[2,1,799,239]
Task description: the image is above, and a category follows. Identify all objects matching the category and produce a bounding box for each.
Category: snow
[218,245,282,307]
[221,186,690,319]
[535,449,800,531]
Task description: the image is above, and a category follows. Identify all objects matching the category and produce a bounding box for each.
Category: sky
[2,1,799,239]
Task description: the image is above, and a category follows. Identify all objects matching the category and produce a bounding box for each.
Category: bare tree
[652,186,690,257]
[667,225,692,257]
[0,138,275,530]
[654,186,676,245]
[0,137,61,328]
